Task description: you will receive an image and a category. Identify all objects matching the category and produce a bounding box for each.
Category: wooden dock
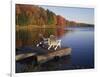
[16,47,72,63]
[16,53,36,61]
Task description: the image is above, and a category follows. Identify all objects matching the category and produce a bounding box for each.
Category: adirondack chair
[48,35,61,50]
[36,34,48,47]
[36,34,61,50]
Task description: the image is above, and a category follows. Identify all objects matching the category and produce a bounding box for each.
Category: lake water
[61,27,94,68]
[16,27,94,72]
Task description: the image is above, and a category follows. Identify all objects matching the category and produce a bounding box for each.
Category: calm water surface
[61,27,94,68]
[16,27,94,72]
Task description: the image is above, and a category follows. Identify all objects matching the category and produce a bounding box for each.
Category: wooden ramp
[16,47,72,63]
[16,53,36,61]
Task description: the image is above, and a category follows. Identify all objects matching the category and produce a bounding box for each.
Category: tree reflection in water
[16,27,73,73]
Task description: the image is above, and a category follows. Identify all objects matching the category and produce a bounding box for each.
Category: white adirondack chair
[48,35,61,50]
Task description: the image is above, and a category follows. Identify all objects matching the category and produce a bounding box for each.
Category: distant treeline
[77,23,94,27]
[66,20,94,27]
[16,4,94,27]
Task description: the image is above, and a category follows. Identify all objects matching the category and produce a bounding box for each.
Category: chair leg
[48,45,52,50]
[55,44,59,50]
[59,43,61,48]
[36,44,39,47]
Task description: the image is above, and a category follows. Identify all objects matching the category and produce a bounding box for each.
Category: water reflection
[16,27,70,48]
[16,55,71,73]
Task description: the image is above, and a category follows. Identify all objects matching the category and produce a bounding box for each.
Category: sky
[40,5,94,24]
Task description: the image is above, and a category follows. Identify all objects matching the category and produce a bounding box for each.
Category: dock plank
[16,47,72,63]
[37,48,72,63]
[16,53,36,61]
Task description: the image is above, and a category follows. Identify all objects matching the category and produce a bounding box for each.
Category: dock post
[34,56,38,66]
